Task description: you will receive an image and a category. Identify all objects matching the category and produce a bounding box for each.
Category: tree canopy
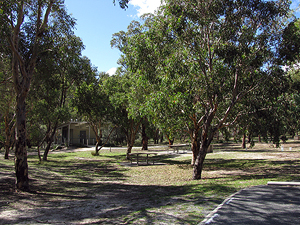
[0,0,296,189]
[72,71,118,153]
[0,0,131,191]
[116,0,291,179]
[278,18,300,138]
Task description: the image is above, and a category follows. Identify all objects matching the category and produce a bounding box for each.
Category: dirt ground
[1,141,300,225]
[0,149,216,225]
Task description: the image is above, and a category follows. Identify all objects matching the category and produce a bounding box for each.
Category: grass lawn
[1,140,300,224]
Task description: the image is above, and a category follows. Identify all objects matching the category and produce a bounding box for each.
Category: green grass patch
[1,141,300,224]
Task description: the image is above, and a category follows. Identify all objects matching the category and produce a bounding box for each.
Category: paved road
[200,184,300,225]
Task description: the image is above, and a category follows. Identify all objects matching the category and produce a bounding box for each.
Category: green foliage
[280,19,300,63]
[113,0,291,177]
[72,73,111,120]
[276,17,300,140]
[72,71,116,148]
[24,11,89,151]
[103,73,143,153]
[0,52,15,153]
[113,0,129,9]
[119,0,290,140]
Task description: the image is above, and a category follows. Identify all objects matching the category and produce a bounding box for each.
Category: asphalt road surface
[200,184,300,225]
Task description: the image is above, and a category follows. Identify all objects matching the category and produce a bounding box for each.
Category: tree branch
[29,0,55,75]
[38,0,54,36]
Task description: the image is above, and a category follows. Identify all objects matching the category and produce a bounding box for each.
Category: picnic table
[168,144,191,154]
[129,152,158,165]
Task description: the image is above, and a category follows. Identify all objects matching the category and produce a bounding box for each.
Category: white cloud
[129,0,163,16]
[107,67,117,76]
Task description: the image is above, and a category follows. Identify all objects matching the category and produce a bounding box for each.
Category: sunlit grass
[4,142,300,193]
[1,141,300,224]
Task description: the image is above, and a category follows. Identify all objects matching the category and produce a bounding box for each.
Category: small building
[56,120,97,146]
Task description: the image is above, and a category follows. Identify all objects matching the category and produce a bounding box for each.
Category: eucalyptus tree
[111,21,148,156]
[0,0,63,190]
[28,33,89,161]
[0,53,15,159]
[72,72,118,154]
[280,18,300,63]
[278,18,300,136]
[103,72,143,159]
[234,71,290,148]
[111,19,181,151]
[121,0,290,179]
[0,0,130,191]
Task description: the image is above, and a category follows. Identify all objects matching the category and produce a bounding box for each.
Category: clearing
[1,141,300,224]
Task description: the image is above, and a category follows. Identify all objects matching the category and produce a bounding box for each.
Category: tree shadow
[213,140,300,153]
[0,158,234,224]
[2,149,300,224]
[203,158,300,182]
[0,181,230,224]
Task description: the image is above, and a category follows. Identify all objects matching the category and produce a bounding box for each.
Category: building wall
[59,122,97,146]
[71,122,97,145]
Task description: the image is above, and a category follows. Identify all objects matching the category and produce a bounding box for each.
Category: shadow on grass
[32,158,130,184]
[101,151,191,166]
[202,158,300,182]
[213,140,300,153]
[0,155,235,225]
[2,148,300,224]
[0,174,231,224]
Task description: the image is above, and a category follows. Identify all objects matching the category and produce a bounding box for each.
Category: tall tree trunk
[4,116,10,159]
[95,137,102,154]
[126,131,135,160]
[141,123,148,150]
[43,139,52,161]
[192,110,216,180]
[248,133,251,143]
[15,93,29,191]
[37,145,42,162]
[242,133,246,149]
[95,126,117,155]
[160,133,164,143]
[4,145,9,159]
[166,134,174,145]
[193,141,208,179]
[90,121,102,154]
[126,144,133,160]
[190,129,200,166]
[43,125,58,161]
[258,135,261,143]
[154,128,159,144]
[125,120,141,160]
[188,114,201,166]
[95,142,100,154]
[126,130,135,159]
[9,0,54,191]
[4,112,15,159]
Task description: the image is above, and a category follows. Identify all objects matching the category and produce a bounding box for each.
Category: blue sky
[64,0,162,75]
[64,0,300,76]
